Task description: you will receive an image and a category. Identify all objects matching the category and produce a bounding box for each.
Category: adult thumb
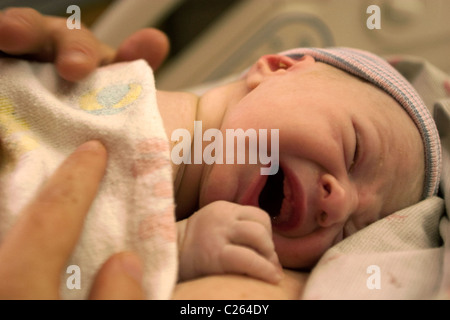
[89,252,145,300]
[115,28,170,71]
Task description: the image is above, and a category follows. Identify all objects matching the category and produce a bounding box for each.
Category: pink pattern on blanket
[138,204,176,242]
[131,138,171,177]
[385,214,408,222]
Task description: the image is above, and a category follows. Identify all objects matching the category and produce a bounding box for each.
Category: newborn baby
[0,47,441,299]
[177,47,441,274]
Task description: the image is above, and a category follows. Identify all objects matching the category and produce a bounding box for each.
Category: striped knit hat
[280,47,441,199]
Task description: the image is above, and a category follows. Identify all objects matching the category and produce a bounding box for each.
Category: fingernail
[120,253,144,284]
[275,267,284,282]
[61,50,89,65]
[271,261,284,283]
[75,140,103,152]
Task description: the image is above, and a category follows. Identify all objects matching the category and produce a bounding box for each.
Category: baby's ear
[245,54,312,89]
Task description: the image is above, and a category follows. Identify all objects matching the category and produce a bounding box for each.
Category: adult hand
[0,7,169,81]
[0,141,145,299]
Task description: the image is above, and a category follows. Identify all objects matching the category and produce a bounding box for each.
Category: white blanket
[0,59,177,299]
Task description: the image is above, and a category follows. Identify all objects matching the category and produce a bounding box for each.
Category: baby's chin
[272,231,338,270]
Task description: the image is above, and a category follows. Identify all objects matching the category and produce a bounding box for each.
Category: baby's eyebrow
[285,53,305,60]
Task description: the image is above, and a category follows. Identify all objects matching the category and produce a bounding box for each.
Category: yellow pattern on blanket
[0,95,39,158]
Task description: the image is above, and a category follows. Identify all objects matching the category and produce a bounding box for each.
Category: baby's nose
[316,173,357,227]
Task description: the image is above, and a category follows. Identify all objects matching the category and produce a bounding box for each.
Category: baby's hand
[177,201,283,284]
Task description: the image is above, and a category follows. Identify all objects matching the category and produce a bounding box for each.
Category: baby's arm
[177,201,283,284]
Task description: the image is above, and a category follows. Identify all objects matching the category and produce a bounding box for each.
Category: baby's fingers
[230,221,280,266]
[221,245,283,284]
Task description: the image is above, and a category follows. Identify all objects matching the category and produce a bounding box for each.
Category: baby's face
[198,55,424,268]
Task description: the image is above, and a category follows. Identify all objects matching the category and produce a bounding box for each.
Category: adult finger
[48,19,115,81]
[115,28,170,71]
[0,8,115,81]
[89,252,145,300]
[0,8,49,55]
[0,140,107,299]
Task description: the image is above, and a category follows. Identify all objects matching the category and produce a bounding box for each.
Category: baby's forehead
[310,63,391,101]
[316,62,367,84]
[311,63,420,126]
[310,64,418,135]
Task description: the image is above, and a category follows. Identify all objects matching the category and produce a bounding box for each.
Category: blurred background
[1,0,449,90]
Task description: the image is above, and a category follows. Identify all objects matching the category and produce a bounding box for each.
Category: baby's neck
[156,89,201,219]
[156,80,249,219]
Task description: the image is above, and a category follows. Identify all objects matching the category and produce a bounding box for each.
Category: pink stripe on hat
[281,47,441,199]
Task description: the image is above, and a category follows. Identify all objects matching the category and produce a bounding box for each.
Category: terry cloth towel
[0,58,177,299]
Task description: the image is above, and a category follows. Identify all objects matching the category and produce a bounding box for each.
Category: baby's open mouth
[258,167,295,224]
[259,168,284,218]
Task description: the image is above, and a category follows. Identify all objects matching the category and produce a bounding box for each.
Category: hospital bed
[2,0,449,88]
[89,0,450,90]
